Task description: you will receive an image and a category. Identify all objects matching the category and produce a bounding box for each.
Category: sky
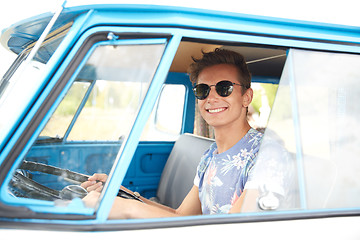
[0,0,359,77]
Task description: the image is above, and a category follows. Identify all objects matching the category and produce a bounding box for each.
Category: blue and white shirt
[194,128,263,214]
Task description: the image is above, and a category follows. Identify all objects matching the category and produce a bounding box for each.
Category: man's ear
[242,88,253,108]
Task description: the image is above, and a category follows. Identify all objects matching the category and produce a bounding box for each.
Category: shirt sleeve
[194,173,200,187]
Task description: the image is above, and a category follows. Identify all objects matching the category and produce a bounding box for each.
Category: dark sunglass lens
[216,81,233,97]
[193,84,210,100]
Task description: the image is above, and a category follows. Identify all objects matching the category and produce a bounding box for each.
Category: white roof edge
[64,0,360,27]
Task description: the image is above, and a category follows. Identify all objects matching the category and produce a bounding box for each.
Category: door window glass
[6,40,166,209]
[39,81,90,141]
[68,43,165,141]
[244,49,360,212]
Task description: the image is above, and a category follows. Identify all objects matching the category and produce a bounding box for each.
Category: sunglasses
[193,80,244,100]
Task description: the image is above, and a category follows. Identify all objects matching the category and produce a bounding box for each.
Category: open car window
[242,48,360,212]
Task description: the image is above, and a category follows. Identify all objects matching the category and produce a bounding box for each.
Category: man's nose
[206,86,219,101]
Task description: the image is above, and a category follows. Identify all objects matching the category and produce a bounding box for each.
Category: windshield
[0,17,72,147]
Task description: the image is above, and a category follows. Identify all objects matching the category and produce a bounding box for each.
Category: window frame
[0,27,180,219]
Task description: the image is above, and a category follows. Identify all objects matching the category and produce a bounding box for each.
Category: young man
[82,48,263,218]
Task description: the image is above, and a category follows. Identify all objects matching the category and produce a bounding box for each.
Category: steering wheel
[9,160,143,202]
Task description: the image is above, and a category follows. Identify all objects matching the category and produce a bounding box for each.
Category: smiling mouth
[207,107,227,113]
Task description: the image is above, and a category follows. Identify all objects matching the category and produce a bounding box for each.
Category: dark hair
[188,48,251,93]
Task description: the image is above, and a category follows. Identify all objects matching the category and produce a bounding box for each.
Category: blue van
[0,2,360,238]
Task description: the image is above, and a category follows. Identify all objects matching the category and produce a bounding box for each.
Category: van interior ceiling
[170,41,287,79]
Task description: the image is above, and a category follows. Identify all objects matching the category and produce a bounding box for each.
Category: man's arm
[138,185,202,216]
[83,185,202,219]
[229,189,259,213]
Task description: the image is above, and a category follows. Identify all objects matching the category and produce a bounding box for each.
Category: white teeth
[208,108,225,113]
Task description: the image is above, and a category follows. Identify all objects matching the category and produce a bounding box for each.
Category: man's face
[197,64,252,130]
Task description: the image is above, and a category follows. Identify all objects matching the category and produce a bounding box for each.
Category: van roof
[1,4,359,56]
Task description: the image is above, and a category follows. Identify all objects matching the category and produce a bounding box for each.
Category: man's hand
[82,191,101,208]
[81,173,108,192]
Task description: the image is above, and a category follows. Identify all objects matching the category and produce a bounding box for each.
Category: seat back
[156,134,214,208]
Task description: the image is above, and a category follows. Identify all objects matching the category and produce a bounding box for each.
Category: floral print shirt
[194,128,263,214]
